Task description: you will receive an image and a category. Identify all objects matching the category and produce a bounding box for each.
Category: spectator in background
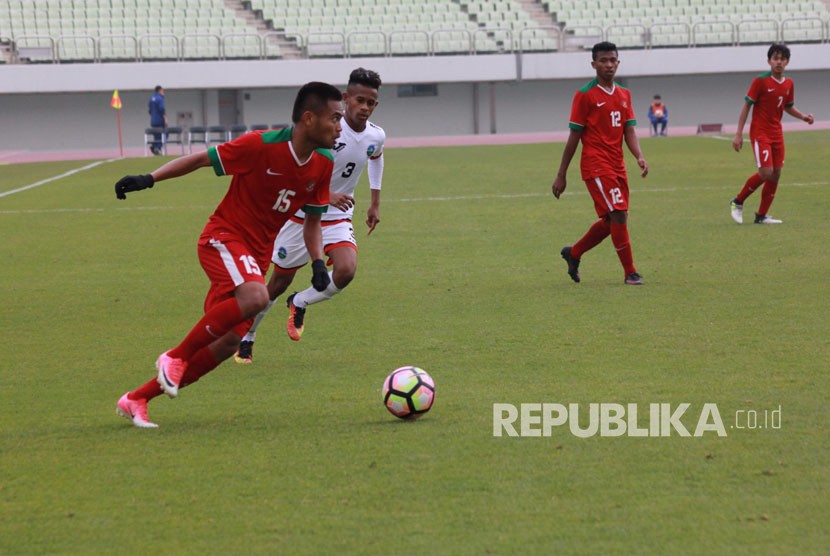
[648,94,668,136]
[148,85,167,155]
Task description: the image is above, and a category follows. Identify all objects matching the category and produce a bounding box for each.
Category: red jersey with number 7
[568,79,637,180]
[745,72,794,142]
[205,127,332,264]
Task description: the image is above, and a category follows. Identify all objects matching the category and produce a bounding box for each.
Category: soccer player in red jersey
[730,43,814,225]
[113,82,344,428]
[552,41,649,286]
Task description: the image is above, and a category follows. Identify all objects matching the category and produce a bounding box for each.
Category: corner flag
[111,90,124,157]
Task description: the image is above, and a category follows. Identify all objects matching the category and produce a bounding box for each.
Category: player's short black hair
[654,94,661,100]
[292,82,343,123]
[592,41,618,60]
[348,68,382,90]
[154,85,163,93]
[767,43,791,61]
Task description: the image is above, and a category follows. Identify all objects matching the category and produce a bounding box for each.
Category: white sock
[293,271,341,308]
[242,298,278,341]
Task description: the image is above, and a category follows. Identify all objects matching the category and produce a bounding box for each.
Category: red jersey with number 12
[206,127,332,264]
[568,80,637,180]
[746,72,794,142]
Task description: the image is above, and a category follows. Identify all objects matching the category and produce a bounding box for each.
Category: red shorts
[751,136,785,169]
[585,175,629,217]
[197,231,267,337]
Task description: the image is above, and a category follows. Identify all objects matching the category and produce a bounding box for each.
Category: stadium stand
[0,0,827,63]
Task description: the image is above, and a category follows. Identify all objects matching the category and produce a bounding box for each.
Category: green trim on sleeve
[625,119,637,126]
[568,122,585,131]
[303,204,328,215]
[207,146,224,176]
[785,102,794,107]
[745,95,756,105]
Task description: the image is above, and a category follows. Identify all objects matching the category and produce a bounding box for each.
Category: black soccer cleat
[286,293,306,341]
[560,246,581,283]
[624,272,644,286]
[234,340,254,364]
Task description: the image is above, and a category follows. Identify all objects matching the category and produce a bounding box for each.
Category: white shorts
[272,217,357,272]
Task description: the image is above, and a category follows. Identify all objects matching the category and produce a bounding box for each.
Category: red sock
[610,222,636,275]
[571,219,611,259]
[736,173,764,203]
[128,378,164,402]
[757,180,779,216]
[168,297,244,361]
[181,347,221,388]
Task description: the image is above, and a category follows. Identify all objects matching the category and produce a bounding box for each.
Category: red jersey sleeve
[568,91,589,131]
[785,80,795,107]
[301,154,332,215]
[207,132,263,177]
[745,77,763,104]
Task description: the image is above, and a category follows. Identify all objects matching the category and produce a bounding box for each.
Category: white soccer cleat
[730,199,743,224]
[754,214,782,225]
[116,393,158,428]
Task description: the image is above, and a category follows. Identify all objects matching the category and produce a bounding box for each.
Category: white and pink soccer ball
[382,366,435,419]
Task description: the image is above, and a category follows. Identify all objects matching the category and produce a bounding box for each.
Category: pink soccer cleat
[156,351,187,398]
[116,393,158,428]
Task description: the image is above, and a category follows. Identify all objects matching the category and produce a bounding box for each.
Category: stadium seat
[187,126,208,153]
[2,0,829,62]
[207,125,228,146]
[163,126,186,155]
[227,124,248,140]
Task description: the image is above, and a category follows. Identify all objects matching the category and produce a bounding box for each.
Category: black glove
[311,259,330,292]
[115,174,154,200]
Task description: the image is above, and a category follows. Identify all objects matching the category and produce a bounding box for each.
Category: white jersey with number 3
[295,119,385,222]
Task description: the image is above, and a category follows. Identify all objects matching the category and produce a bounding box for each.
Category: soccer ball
[382,366,435,419]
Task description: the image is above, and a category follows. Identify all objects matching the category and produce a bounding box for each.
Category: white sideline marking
[393,181,828,203]
[0,181,826,215]
[0,159,117,199]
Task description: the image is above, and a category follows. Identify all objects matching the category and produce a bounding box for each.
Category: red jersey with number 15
[746,72,794,142]
[206,127,332,264]
[568,80,637,181]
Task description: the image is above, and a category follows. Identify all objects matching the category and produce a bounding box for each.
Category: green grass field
[1,132,828,555]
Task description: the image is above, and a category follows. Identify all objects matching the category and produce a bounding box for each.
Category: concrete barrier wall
[1,45,827,150]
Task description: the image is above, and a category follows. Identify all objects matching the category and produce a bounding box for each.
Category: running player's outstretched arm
[784,105,814,125]
[114,151,212,199]
[623,125,648,178]
[366,154,383,235]
[150,151,212,182]
[552,129,582,199]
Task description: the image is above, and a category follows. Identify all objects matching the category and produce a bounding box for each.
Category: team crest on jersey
[622,101,628,108]
[366,145,377,157]
[306,180,316,191]
[277,246,288,260]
